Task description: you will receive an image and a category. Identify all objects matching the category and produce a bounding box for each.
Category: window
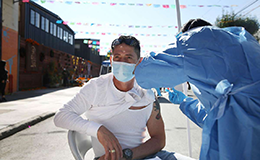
[68,34,74,45]
[59,28,63,40]
[45,19,49,32]
[50,22,53,35]
[30,10,40,28]
[57,27,63,40]
[57,26,60,38]
[35,12,40,28]
[30,10,35,25]
[41,16,45,30]
[75,44,80,49]
[53,24,57,36]
[63,31,68,42]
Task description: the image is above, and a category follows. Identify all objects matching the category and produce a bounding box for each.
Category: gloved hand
[166,88,188,104]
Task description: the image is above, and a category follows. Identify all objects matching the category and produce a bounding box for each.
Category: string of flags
[56,20,178,29]
[23,0,238,9]
[83,39,168,54]
[75,31,173,37]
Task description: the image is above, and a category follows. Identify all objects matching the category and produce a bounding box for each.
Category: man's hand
[97,126,123,160]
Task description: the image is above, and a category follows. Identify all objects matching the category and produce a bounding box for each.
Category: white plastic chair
[68,130,93,160]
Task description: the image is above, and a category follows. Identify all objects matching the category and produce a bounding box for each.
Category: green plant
[215,11,260,38]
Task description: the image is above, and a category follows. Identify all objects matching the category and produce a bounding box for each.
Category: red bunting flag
[163,5,169,8]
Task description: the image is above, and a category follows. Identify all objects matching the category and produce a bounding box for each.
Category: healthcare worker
[135,18,260,160]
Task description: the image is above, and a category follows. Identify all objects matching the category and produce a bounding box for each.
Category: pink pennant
[163,5,169,8]
[198,5,204,7]
[110,3,116,6]
[92,2,99,5]
[102,33,106,35]
[91,32,95,35]
[76,22,82,25]
[148,26,152,28]
[22,0,29,2]
[63,21,68,25]
[75,2,81,4]
[180,5,187,9]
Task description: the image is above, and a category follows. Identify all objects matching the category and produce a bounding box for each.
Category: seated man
[54,36,193,160]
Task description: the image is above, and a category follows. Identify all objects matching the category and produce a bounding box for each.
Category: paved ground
[0,87,81,140]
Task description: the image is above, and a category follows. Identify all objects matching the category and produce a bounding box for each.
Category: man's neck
[113,76,135,92]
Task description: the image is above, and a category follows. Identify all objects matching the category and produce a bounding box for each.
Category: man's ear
[133,57,143,74]
[110,56,112,66]
[137,57,143,66]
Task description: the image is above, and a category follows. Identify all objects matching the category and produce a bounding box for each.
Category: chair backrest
[68,130,93,160]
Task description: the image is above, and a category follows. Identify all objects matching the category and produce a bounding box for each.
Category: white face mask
[112,60,138,82]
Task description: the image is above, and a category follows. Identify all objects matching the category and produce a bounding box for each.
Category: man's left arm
[130,98,166,159]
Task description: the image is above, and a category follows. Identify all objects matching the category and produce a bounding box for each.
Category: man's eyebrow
[125,54,134,57]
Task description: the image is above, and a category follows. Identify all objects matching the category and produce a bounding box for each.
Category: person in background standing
[0,60,8,102]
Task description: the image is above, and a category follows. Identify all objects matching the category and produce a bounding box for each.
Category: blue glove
[167,88,188,104]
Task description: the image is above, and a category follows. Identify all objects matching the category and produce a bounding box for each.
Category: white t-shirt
[54,73,155,157]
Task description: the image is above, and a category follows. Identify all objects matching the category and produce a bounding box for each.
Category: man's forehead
[113,44,136,56]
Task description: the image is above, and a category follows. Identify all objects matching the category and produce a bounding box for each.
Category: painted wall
[1,0,19,93]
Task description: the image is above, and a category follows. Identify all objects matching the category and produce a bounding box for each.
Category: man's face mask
[112,60,138,82]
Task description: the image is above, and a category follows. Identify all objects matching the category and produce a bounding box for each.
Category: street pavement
[0,86,202,159]
[0,87,81,140]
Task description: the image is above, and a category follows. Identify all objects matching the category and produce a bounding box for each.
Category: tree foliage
[215,12,260,36]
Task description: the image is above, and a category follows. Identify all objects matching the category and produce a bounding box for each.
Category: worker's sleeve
[54,80,102,138]
[135,45,187,89]
[179,97,207,128]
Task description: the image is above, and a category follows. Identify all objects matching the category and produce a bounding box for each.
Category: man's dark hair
[181,18,212,33]
[111,35,141,59]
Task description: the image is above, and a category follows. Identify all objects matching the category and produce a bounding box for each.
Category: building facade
[1,0,19,93]
[1,1,103,92]
[18,1,76,90]
[75,39,102,77]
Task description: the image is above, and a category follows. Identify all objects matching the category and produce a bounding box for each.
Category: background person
[0,60,8,102]
[135,19,260,160]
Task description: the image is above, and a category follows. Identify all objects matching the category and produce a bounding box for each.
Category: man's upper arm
[147,98,165,140]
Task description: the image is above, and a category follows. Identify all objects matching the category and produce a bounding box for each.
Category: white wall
[2,0,19,31]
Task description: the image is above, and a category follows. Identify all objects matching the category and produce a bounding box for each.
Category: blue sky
[32,0,260,56]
